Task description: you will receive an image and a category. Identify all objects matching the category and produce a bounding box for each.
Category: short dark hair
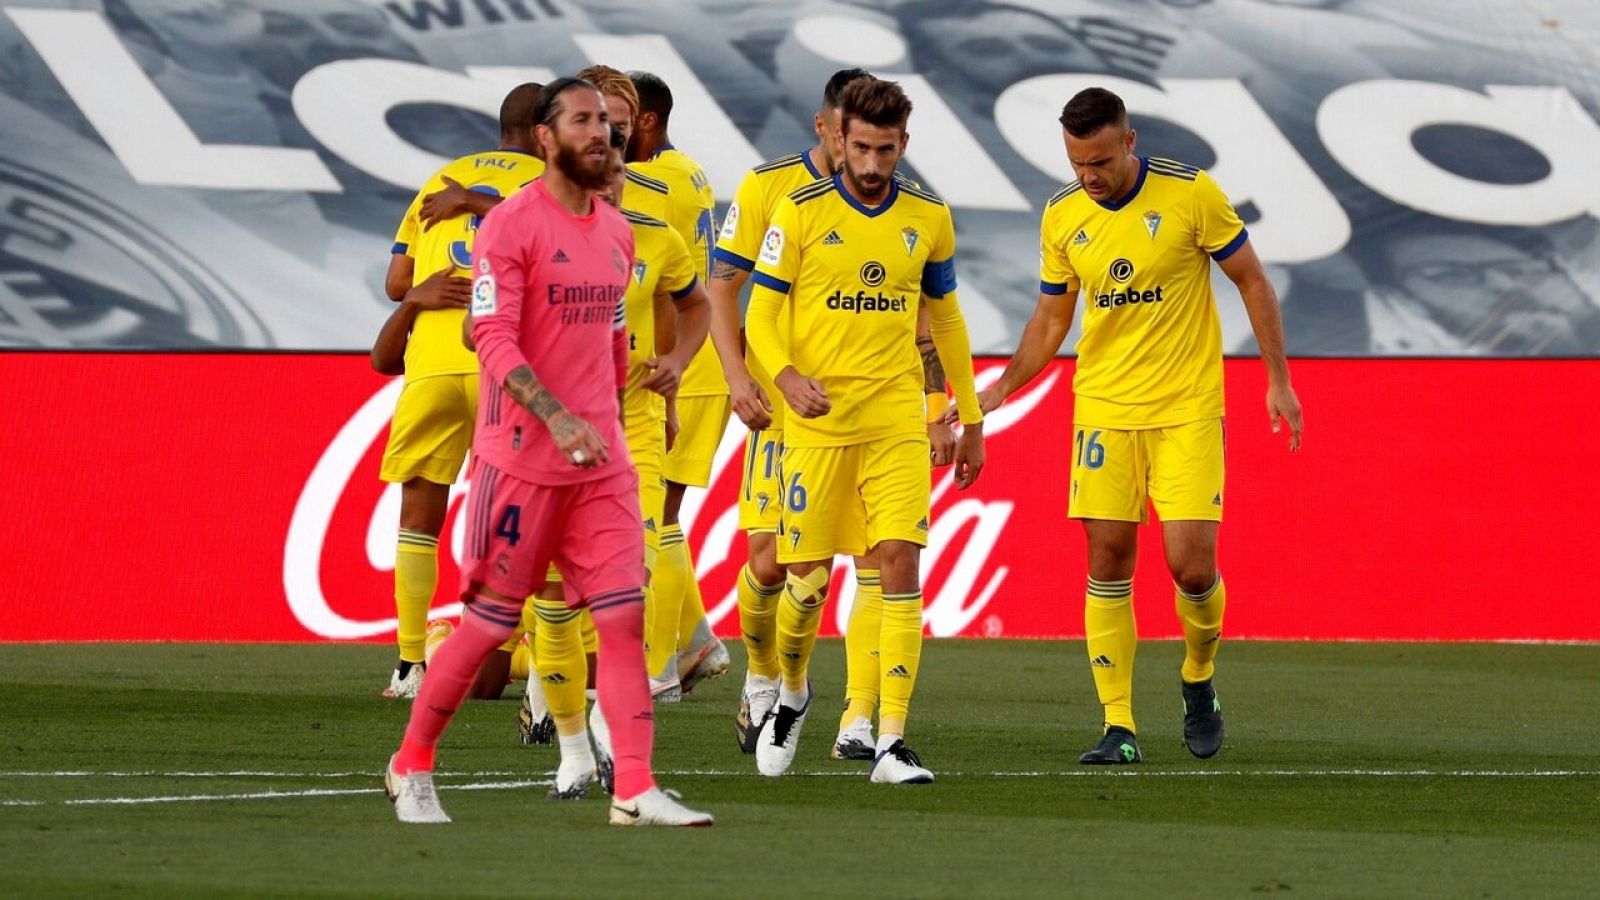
[1059,87,1128,138]
[533,77,598,128]
[822,68,873,110]
[838,77,912,136]
[498,82,543,136]
[629,71,673,124]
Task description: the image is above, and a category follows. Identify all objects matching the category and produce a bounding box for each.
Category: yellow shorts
[380,373,478,485]
[626,414,667,573]
[1068,418,1225,523]
[776,434,931,564]
[662,395,730,487]
[738,427,784,534]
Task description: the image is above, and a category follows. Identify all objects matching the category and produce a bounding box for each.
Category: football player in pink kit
[383,78,713,828]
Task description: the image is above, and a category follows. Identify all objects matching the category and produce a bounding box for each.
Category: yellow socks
[647,525,690,680]
[841,569,883,729]
[532,596,587,736]
[737,564,783,680]
[877,589,922,739]
[775,567,830,695]
[394,529,438,663]
[1085,577,1137,733]
[676,535,712,655]
[1176,576,1226,684]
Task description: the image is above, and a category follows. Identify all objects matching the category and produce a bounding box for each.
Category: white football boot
[755,682,811,777]
[384,754,450,823]
[588,695,614,795]
[381,662,424,700]
[649,673,683,703]
[678,636,731,695]
[869,739,935,785]
[735,673,779,754]
[608,787,714,827]
[549,735,597,800]
[832,715,875,761]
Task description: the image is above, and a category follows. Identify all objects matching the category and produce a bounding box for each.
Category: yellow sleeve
[712,170,767,272]
[658,226,699,300]
[1038,202,1076,296]
[746,196,801,378]
[923,209,982,426]
[392,190,422,257]
[1193,170,1249,260]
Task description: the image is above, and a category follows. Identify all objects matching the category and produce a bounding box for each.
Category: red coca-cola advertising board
[2,354,1595,642]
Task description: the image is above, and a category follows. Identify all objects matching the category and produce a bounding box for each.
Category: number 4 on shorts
[496,505,522,546]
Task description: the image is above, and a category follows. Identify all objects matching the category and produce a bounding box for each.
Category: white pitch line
[0,779,550,808]
[3,768,1598,780]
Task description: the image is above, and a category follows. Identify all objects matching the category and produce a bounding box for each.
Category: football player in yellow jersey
[374,82,544,700]
[575,64,728,702]
[745,79,985,784]
[978,88,1304,765]
[625,70,731,699]
[528,148,712,798]
[709,69,956,762]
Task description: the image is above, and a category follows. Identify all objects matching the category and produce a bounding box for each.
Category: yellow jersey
[713,151,832,432]
[1040,156,1247,429]
[392,149,542,380]
[747,173,981,449]
[628,147,722,397]
[620,208,700,425]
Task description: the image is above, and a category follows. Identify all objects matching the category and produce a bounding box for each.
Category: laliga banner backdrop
[2,354,1597,643]
[0,0,1598,356]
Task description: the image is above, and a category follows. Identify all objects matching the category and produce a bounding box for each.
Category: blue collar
[647,142,675,161]
[801,148,825,179]
[495,146,538,157]
[1093,156,1149,212]
[831,172,899,218]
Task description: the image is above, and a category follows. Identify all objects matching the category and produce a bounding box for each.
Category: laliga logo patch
[1109,258,1135,284]
[759,225,784,266]
[859,260,886,287]
[720,202,739,241]
[472,274,497,315]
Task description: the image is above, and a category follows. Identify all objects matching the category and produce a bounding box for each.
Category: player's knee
[1171,564,1218,598]
[749,553,784,587]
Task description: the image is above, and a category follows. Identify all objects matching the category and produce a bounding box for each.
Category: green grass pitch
[3,640,1598,897]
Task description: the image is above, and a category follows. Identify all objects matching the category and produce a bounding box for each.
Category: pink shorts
[460,462,646,606]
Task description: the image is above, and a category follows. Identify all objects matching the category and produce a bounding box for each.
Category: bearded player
[384,78,712,827]
[744,78,985,784]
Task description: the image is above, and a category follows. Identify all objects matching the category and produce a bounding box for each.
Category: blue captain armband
[921,257,958,299]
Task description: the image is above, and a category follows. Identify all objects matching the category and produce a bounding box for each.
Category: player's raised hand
[1267,380,1303,452]
[548,410,610,468]
[953,422,985,489]
[928,420,955,467]
[419,176,472,231]
[640,356,685,397]
[408,267,472,310]
[730,378,774,430]
[776,368,830,419]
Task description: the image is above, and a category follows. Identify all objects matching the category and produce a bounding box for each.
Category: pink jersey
[470,180,634,486]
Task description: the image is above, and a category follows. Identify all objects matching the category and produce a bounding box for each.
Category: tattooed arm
[708,255,773,429]
[917,301,954,467]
